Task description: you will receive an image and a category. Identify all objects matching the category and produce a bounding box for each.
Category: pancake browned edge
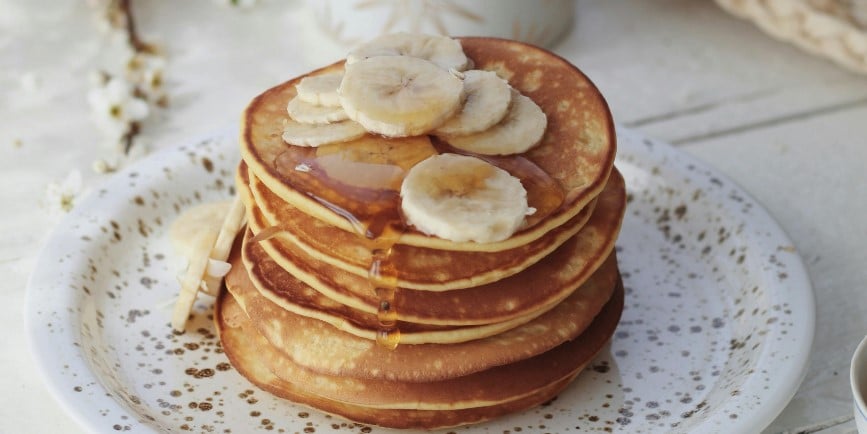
[240,169,626,329]
[216,279,624,430]
[228,240,620,378]
[242,163,598,291]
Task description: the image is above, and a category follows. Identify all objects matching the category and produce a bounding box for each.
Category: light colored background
[2,0,865,432]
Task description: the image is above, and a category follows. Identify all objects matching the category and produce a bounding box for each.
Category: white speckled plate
[26,127,814,434]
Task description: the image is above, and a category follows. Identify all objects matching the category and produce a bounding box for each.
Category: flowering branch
[88,0,165,158]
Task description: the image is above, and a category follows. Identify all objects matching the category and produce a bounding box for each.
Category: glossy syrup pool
[28,130,814,433]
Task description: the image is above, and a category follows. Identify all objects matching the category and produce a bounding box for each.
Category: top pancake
[241,37,615,252]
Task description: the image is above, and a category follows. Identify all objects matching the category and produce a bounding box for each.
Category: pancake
[225,247,620,382]
[240,37,615,252]
[216,281,624,428]
[240,227,620,343]
[243,169,625,326]
[241,163,596,291]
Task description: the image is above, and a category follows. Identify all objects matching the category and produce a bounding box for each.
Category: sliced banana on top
[286,96,349,124]
[400,153,529,243]
[295,72,343,107]
[282,118,367,147]
[438,90,547,156]
[346,32,469,71]
[339,56,464,137]
[434,70,512,136]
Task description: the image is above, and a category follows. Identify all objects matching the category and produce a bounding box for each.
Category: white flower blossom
[45,170,83,215]
[126,53,167,103]
[92,158,116,174]
[87,77,149,141]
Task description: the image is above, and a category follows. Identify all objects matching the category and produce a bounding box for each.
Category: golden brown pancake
[240,37,615,252]
[216,280,624,428]
[242,170,625,326]
[241,163,596,291]
[239,228,620,343]
[225,248,620,382]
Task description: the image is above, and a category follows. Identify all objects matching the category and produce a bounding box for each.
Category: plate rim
[25,126,816,433]
[614,127,815,432]
[22,131,212,434]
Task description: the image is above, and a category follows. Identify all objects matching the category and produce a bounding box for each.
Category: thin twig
[118,0,156,54]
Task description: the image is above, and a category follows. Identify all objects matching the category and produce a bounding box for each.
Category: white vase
[305,0,575,48]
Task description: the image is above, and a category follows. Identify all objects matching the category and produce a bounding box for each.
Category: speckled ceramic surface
[26,127,814,433]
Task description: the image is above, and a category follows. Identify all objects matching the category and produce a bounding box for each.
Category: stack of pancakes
[218,37,624,429]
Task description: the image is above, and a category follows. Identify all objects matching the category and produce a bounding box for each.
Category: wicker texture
[716,0,867,74]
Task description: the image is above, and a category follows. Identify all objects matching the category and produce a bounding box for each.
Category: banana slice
[286,96,349,124]
[171,231,212,332]
[282,118,367,147]
[200,196,246,296]
[171,196,246,331]
[346,32,469,71]
[169,201,231,258]
[439,90,547,156]
[339,56,464,137]
[295,72,343,107]
[434,70,512,136]
[400,153,529,243]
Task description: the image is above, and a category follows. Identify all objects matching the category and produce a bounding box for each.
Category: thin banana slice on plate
[295,72,343,107]
[340,56,464,137]
[200,196,246,295]
[400,153,530,243]
[439,90,547,156]
[169,201,231,258]
[434,70,512,136]
[346,32,469,71]
[171,231,213,332]
[282,117,367,147]
[286,96,349,124]
[171,196,246,332]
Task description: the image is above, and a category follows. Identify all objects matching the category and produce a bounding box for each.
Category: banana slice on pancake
[295,72,343,107]
[339,56,464,137]
[346,32,470,71]
[438,89,547,156]
[434,69,512,136]
[400,153,530,243]
[286,96,349,124]
[282,118,367,147]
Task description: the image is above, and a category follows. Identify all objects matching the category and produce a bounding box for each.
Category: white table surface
[2,1,866,433]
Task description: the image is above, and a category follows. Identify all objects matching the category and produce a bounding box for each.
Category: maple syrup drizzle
[367,224,403,350]
[271,134,566,349]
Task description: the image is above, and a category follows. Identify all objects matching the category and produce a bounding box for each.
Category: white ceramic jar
[305,0,575,48]
[852,335,867,433]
